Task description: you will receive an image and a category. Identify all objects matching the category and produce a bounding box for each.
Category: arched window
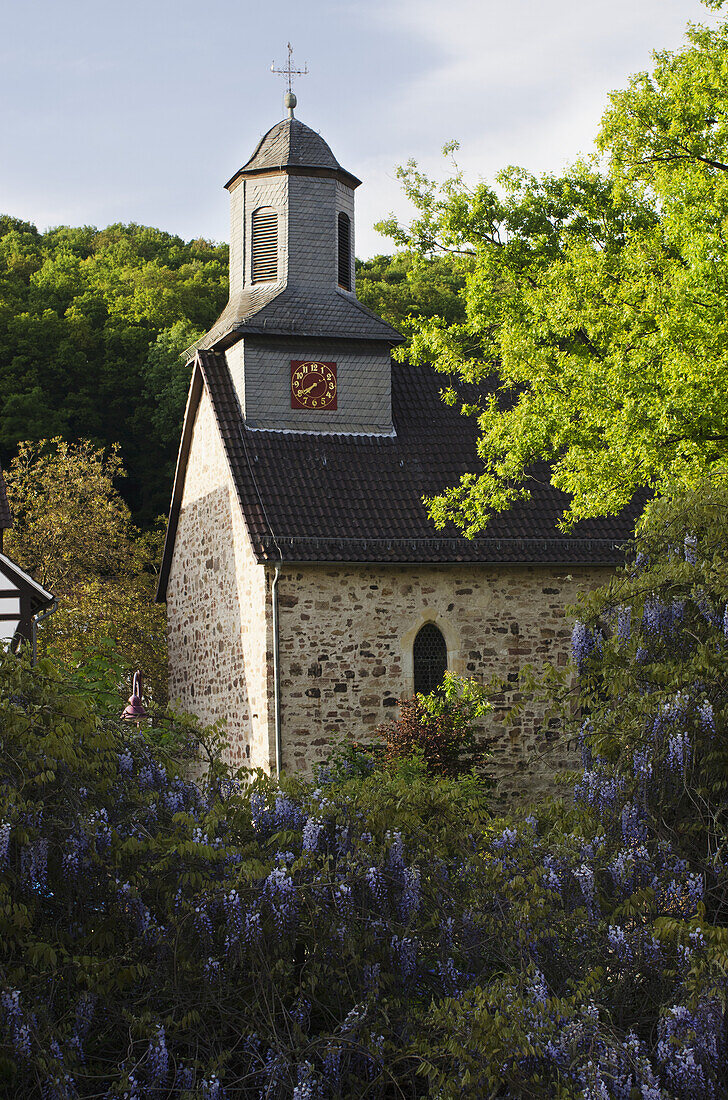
[337,212,351,290]
[413,623,448,695]
[251,207,278,283]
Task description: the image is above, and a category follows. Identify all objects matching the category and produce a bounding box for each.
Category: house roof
[157,349,641,599]
[0,464,11,530]
[0,552,54,610]
[225,117,361,190]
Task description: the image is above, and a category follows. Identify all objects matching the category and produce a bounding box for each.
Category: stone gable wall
[166,389,273,771]
[165,404,615,798]
[228,177,245,298]
[275,561,612,800]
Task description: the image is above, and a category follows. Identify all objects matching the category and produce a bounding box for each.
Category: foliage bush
[0,218,227,524]
[4,438,167,701]
[376,672,492,777]
[1,484,728,1098]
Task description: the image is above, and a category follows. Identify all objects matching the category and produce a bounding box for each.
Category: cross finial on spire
[271,43,308,117]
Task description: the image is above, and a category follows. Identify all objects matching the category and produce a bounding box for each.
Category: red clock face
[291,360,338,410]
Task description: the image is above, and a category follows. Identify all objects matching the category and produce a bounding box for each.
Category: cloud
[350,0,713,255]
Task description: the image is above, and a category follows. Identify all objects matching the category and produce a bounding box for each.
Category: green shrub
[377,672,493,777]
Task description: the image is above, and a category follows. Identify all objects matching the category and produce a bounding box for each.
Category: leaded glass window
[413,622,447,695]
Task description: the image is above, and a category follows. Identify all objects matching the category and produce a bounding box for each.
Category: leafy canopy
[4,439,167,701]
[0,220,227,525]
[378,9,728,534]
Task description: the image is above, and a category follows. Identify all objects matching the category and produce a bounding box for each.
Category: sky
[0,0,718,258]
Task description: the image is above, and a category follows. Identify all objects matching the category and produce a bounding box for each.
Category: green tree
[355,252,468,331]
[0,220,228,525]
[4,439,167,701]
[379,6,728,535]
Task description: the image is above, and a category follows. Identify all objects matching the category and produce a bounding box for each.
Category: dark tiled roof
[195,285,403,351]
[244,118,343,173]
[157,350,640,597]
[226,117,361,190]
[0,465,11,529]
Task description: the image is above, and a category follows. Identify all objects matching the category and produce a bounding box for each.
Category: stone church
[157,95,637,798]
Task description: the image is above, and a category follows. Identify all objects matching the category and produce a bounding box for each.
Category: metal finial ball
[284,91,297,109]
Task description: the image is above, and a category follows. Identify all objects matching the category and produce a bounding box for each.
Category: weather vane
[271,43,308,116]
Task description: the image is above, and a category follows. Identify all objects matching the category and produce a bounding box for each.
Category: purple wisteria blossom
[365,866,386,910]
[244,906,262,946]
[697,700,715,736]
[391,934,418,979]
[265,866,299,934]
[333,881,353,922]
[571,621,595,672]
[398,866,421,921]
[633,747,652,780]
[302,816,325,853]
[117,748,134,775]
[70,993,96,1062]
[667,731,690,773]
[292,1060,321,1100]
[616,604,632,643]
[0,821,10,869]
[148,1024,168,1084]
[621,802,648,843]
[657,998,723,1099]
[1,989,31,1057]
[201,1072,225,1099]
[573,863,597,917]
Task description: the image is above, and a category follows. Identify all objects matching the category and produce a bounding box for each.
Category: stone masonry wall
[276,562,613,800]
[166,389,273,772]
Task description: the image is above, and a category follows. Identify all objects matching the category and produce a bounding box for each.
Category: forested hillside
[0,218,460,525]
[0,218,228,524]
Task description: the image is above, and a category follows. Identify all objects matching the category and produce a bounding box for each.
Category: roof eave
[156,364,205,602]
[253,535,627,567]
[0,551,55,605]
[224,164,362,191]
[219,322,403,347]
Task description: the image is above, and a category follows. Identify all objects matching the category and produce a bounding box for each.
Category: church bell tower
[194,90,402,435]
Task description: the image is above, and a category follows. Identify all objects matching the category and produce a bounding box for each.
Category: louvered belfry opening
[337,212,351,290]
[413,623,448,696]
[251,207,278,283]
